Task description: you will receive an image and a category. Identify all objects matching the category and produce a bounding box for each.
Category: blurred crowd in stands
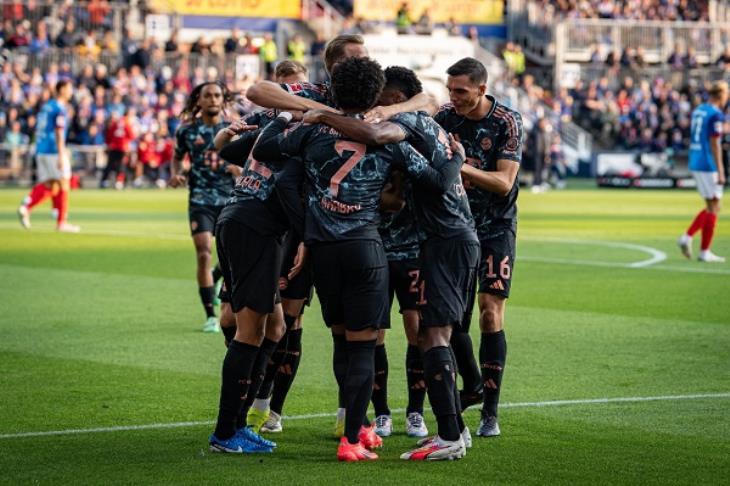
[538,0,709,21]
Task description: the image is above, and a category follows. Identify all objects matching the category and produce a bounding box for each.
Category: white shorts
[692,171,723,200]
[36,154,71,182]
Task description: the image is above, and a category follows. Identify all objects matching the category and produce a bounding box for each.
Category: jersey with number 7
[253,118,446,245]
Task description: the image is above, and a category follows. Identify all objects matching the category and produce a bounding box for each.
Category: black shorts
[215,220,283,314]
[189,204,223,236]
[279,233,314,303]
[310,240,389,331]
[388,258,421,314]
[417,237,479,329]
[477,224,517,298]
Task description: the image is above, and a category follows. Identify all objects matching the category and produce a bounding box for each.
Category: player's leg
[338,241,389,462]
[453,274,482,411]
[239,304,285,441]
[18,180,54,229]
[209,221,281,453]
[262,297,306,433]
[372,329,391,436]
[699,196,724,262]
[209,306,273,453]
[190,212,218,332]
[475,228,514,437]
[401,238,478,461]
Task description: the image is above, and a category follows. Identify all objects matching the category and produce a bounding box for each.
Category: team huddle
[168,34,523,462]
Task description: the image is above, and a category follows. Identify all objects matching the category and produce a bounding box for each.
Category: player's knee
[479,307,503,333]
[195,248,212,266]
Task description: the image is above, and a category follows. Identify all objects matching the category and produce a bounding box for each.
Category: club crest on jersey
[194,135,205,145]
[480,137,492,152]
[505,137,519,152]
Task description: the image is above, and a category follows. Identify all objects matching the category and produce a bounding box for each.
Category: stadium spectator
[259,33,278,80]
[5,22,30,49]
[88,0,111,28]
[55,20,79,49]
[415,9,434,35]
[396,2,412,34]
[165,30,180,53]
[444,17,462,36]
[503,43,526,76]
[29,21,51,54]
[287,34,307,64]
[224,28,242,54]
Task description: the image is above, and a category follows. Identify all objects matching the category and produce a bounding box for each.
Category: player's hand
[288,243,308,280]
[449,133,466,161]
[225,164,243,177]
[227,120,257,136]
[363,105,394,124]
[302,109,325,124]
[169,174,187,188]
[290,110,304,121]
[718,173,726,186]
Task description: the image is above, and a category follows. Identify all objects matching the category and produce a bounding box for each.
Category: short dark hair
[275,60,307,79]
[324,34,365,74]
[55,79,71,94]
[384,66,422,99]
[331,57,385,112]
[446,57,488,85]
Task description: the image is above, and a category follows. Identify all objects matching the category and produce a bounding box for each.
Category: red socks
[701,212,718,251]
[25,183,52,210]
[686,210,707,237]
[52,189,69,226]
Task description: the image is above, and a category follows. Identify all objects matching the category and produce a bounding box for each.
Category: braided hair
[179,81,236,123]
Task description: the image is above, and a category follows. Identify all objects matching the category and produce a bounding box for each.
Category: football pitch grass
[0,186,728,484]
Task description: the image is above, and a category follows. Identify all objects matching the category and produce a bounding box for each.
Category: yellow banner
[150,0,301,19]
[354,0,503,24]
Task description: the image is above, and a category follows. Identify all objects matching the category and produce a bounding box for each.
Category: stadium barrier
[574,65,728,89]
[0,144,106,184]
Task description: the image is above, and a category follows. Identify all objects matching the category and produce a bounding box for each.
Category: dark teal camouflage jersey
[391,111,476,241]
[379,179,423,261]
[174,119,233,207]
[253,117,449,245]
[434,96,523,239]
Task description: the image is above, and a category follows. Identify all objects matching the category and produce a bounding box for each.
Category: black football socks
[405,344,426,415]
[424,346,460,441]
[480,330,507,418]
[214,340,258,439]
[199,286,216,319]
[371,344,390,417]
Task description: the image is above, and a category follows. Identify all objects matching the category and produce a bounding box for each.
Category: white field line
[1,392,728,440]
[4,225,728,274]
[521,237,667,268]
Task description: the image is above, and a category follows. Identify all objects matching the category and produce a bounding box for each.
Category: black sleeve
[218,130,260,167]
[392,141,464,194]
[252,117,310,163]
[274,160,306,240]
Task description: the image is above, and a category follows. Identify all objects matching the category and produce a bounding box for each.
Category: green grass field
[1,186,728,485]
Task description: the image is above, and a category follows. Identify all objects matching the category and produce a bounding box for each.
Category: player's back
[689,103,723,172]
[295,123,393,244]
[35,99,65,154]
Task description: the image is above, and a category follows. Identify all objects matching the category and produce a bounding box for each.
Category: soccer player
[247,35,438,436]
[169,82,237,333]
[240,60,312,434]
[678,81,728,263]
[207,117,290,454]
[18,80,80,232]
[253,56,459,462]
[305,66,477,460]
[434,57,524,438]
[304,66,440,438]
